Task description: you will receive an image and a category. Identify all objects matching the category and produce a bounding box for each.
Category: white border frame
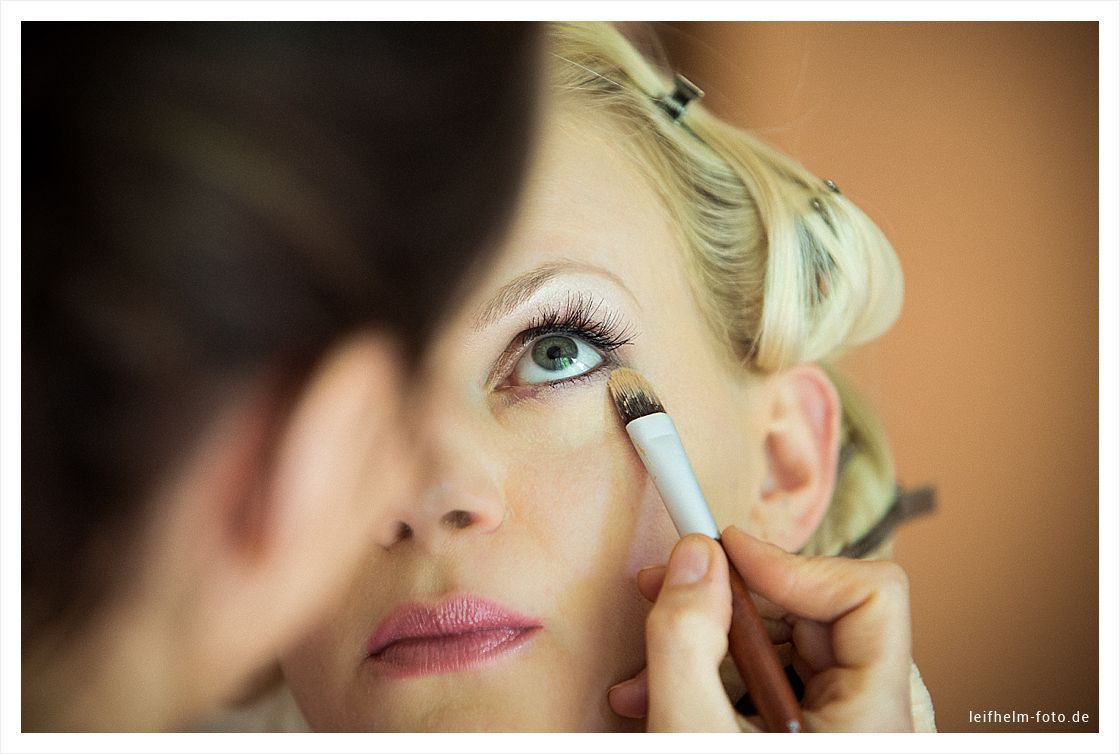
[3,3,1116,753]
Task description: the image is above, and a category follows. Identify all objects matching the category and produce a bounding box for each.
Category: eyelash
[495,293,635,391]
[516,293,634,354]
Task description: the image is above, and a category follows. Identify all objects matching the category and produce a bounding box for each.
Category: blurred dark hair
[22,22,538,635]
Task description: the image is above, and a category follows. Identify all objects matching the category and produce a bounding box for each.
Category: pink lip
[365,594,542,679]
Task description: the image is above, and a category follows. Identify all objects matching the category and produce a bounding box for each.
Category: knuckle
[872,561,910,598]
[646,599,719,652]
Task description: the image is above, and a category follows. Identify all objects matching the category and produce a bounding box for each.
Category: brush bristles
[607,368,666,424]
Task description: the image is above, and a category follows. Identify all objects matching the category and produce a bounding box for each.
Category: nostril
[396,522,413,541]
[441,510,474,530]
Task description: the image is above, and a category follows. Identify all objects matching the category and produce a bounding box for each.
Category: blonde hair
[547,22,904,557]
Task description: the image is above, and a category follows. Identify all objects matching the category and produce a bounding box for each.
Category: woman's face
[279,104,773,731]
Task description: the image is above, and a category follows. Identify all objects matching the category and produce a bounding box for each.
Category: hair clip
[657,74,704,122]
[809,197,836,233]
[824,179,841,194]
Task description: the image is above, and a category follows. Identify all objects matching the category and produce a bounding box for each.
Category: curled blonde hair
[548,22,905,557]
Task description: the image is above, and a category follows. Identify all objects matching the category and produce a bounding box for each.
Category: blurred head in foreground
[22,21,539,730]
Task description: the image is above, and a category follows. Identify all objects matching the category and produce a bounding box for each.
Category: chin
[329,684,636,732]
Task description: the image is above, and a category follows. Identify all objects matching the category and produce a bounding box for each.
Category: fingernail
[724,524,749,540]
[665,536,712,586]
[608,677,637,694]
[607,678,648,719]
[724,525,759,547]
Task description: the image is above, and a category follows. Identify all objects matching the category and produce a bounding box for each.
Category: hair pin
[824,179,841,194]
[809,197,836,233]
[657,74,704,122]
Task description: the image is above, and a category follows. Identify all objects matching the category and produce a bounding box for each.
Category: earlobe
[756,364,841,552]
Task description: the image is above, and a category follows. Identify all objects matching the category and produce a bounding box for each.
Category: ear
[153,331,414,709]
[753,364,841,552]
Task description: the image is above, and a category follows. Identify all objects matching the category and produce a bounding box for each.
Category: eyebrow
[471,260,637,330]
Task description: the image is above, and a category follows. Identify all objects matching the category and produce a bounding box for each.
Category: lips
[366,594,542,679]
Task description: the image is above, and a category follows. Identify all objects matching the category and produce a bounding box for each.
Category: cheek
[500,391,679,599]
[499,391,680,707]
[280,614,359,729]
[641,367,763,534]
[689,409,759,530]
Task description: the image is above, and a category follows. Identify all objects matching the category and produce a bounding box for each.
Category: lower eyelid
[497,356,618,401]
[548,351,622,387]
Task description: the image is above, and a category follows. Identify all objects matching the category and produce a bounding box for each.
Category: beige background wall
[663,22,1099,733]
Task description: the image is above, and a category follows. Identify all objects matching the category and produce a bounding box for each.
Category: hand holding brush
[606,368,921,732]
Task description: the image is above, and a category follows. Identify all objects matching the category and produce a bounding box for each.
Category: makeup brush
[607,367,803,733]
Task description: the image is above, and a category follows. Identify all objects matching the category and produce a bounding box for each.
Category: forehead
[475,106,683,306]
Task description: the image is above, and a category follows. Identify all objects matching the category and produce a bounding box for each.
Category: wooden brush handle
[725,554,804,732]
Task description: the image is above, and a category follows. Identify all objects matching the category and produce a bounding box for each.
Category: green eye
[531,335,580,371]
[513,334,604,385]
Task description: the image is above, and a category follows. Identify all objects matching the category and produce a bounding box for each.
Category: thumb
[644,535,739,732]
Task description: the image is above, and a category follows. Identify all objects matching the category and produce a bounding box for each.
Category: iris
[532,336,579,371]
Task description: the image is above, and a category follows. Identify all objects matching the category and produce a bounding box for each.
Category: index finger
[721,526,912,673]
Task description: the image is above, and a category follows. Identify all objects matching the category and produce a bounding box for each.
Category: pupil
[532,335,578,371]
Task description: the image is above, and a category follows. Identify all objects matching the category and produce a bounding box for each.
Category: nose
[376,361,508,550]
[376,477,506,550]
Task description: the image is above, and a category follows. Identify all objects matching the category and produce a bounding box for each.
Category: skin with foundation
[278,100,839,731]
